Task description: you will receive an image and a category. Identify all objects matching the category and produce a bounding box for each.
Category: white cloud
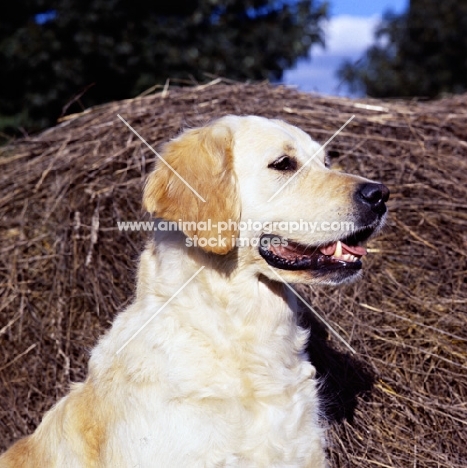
[317,14,381,56]
[282,14,382,95]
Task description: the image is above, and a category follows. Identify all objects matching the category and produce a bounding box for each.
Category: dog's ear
[143,122,240,255]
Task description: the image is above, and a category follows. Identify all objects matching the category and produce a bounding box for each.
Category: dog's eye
[268,156,297,172]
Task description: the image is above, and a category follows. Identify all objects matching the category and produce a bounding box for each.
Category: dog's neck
[135,228,301,341]
[88,227,310,399]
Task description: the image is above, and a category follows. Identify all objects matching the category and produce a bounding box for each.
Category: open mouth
[259,226,376,273]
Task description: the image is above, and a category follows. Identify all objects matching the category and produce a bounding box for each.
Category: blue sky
[283,0,408,95]
[327,0,406,16]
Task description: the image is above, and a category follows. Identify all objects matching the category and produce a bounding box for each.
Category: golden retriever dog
[0,115,389,467]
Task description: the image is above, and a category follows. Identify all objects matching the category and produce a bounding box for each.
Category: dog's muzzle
[355,182,390,220]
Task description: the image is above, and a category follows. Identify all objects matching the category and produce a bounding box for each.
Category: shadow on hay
[298,307,375,424]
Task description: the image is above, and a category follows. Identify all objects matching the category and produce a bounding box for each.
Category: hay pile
[0,80,466,467]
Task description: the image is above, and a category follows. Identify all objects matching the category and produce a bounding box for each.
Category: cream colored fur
[0,115,384,467]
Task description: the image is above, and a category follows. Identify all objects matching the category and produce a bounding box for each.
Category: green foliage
[338,0,467,98]
[0,0,327,134]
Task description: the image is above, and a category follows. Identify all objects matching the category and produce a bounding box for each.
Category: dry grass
[0,80,466,467]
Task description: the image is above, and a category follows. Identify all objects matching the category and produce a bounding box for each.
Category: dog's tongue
[319,240,367,257]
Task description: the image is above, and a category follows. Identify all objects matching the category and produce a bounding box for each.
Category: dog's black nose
[356,183,390,215]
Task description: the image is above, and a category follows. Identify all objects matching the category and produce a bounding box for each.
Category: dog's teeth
[334,241,343,258]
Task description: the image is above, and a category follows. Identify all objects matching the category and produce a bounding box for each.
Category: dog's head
[143,115,389,285]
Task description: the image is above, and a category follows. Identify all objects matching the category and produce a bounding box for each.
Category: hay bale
[0,80,466,467]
